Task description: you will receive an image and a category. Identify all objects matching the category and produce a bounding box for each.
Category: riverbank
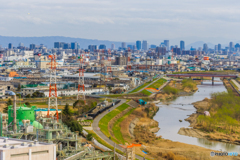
[120,102,239,160]
[182,94,240,145]
[154,79,198,102]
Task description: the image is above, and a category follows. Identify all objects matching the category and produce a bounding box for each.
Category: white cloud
[0,0,240,45]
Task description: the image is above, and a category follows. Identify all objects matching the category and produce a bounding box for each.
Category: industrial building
[0,137,56,160]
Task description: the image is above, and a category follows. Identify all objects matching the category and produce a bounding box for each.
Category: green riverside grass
[129,81,151,93]
[148,78,167,89]
[141,89,152,96]
[99,103,130,143]
[112,108,136,144]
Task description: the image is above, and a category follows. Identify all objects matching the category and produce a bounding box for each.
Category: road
[231,79,240,90]
[92,99,144,160]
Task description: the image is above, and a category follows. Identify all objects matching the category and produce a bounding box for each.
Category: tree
[4,99,13,113]
[63,103,71,116]
[16,93,21,97]
[25,102,31,107]
[108,86,112,93]
[91,101,97,108]
[86,133,93,141]
[32,91,45,98]
[65,120,83,135]
[26,94,31,98]
[73,100,85,114]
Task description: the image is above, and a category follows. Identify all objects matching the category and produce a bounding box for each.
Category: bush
[25,102,31,107]
[197,91,240,134]
[64,120,83,135]
[163,86,179,95]
[182,78,196,90]
[86,133,93,141]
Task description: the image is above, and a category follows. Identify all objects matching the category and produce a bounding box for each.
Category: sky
[1,0,240,46]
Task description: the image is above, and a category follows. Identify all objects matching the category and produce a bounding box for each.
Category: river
[154,78,240,152]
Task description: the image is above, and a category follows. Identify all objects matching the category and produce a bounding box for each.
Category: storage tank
[8,105,36,125]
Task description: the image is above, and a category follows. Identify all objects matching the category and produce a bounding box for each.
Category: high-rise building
[115,56,127,65]
[142,40,147,50]
[54,42,61,48]
[63,43,70,49]
[235,43,240,48]
[71,42,78,50]
[127,45,133,50]
[214,45,218,51]
[136,40,141,50]
[203,43,208,53]
[229,42,234,51]
[99,44,106,50]
[170,46,174,50]
[30,44,36,50]
[173,47,181,55]
[88,45,98,52]
[122,42,126,49]
[19,43,24,47]
[156,47,167,56]
[218,44,221,51]
[180,41,185,51]
[164,40,169,51]
[150,45,157,49]
[133,45,137,50]
[111,43,115,50]
[8,43,13,49]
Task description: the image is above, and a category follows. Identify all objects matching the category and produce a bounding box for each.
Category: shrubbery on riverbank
[182,78,197,91]
[197,91,240,134]
[163,86,179,95]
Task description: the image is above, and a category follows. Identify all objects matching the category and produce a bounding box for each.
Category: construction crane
[47,54,59,120]
[77,54,86,104]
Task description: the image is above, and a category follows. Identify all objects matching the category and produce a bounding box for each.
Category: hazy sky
[1,0,240,45]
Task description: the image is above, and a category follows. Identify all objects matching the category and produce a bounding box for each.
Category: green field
[148,78,167,89]
[129,81,152,93]
[112,108,136,144]
[141,89,152,96]
[99,103,130,143]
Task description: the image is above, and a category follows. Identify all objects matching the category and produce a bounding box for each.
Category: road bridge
[166,74,238,85]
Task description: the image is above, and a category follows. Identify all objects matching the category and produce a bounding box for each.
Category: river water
[154,78,240,152]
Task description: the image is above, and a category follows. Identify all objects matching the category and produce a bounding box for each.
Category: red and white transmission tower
[77,54,86,103]
[127,47,132,71]
[47,54,59,120]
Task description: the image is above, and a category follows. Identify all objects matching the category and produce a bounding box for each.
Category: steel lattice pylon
[77,54,85,103]
[47,54,59,120]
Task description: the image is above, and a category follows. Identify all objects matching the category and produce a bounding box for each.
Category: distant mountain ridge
[0,35,134,49]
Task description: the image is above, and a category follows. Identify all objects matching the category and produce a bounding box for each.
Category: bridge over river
[166,74,238,85]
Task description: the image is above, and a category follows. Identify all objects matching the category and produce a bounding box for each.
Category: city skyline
[1,0,240,45]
